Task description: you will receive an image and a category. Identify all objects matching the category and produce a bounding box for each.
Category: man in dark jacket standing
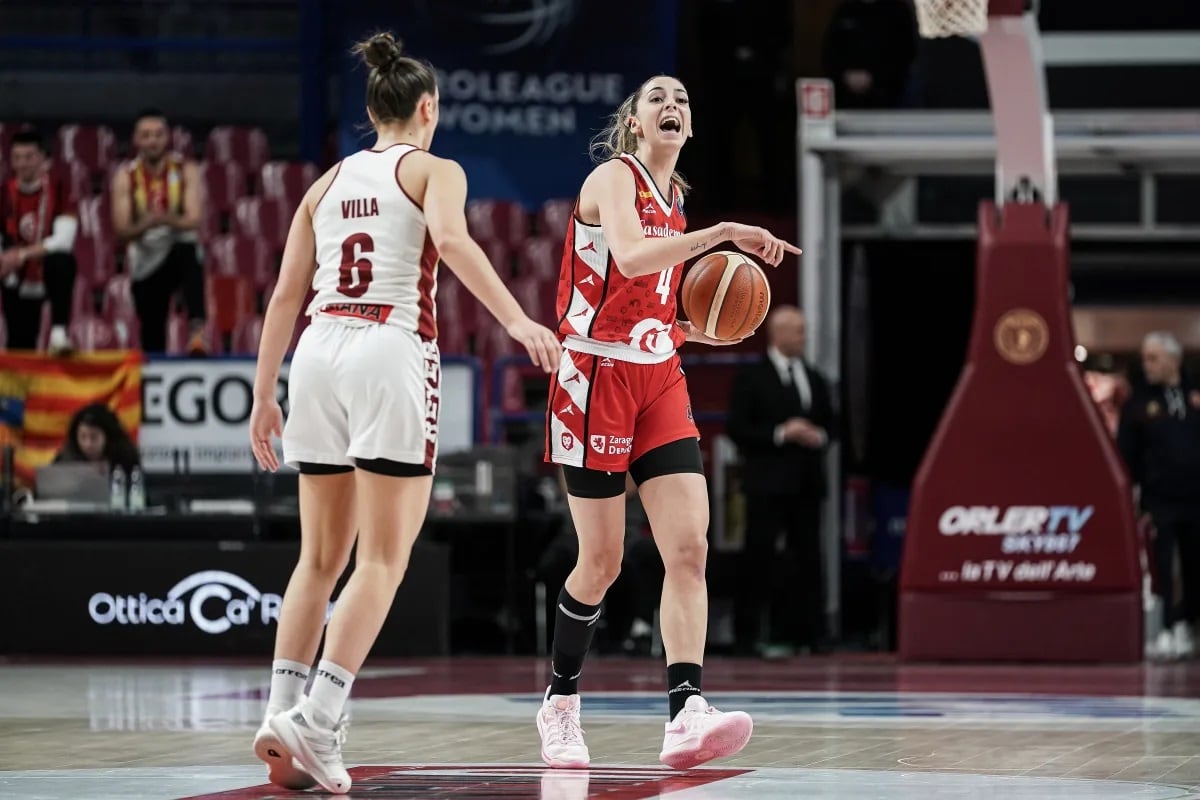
[727,306,836,654]
[1118,332,1200,660]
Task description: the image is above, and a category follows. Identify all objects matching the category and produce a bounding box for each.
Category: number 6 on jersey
[338,232,375,298]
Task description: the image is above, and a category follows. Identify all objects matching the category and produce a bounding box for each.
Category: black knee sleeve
[628,437,703,485]
[354,457,431,477]
[297,461,354,475]
[562,465,626,499]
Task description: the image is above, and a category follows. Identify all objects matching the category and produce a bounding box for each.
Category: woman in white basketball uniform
[536,74,799,770]
[246,32,560,794]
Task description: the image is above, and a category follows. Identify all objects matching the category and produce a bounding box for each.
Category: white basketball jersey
[307,144,439,339]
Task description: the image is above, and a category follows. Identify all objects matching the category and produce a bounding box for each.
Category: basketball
[680,251,771,341]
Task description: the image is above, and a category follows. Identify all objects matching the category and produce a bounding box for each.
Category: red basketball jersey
[1,173,76,284]
[554,153,687,364]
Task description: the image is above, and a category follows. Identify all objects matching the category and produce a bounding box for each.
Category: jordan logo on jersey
[578,241,597,254]
[341,197,379,219]
[579,275,595,286]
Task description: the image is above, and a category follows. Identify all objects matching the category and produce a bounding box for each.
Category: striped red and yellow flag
[0,352,141,487]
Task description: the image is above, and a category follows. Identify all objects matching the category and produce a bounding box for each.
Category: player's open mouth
[659,117,681,133]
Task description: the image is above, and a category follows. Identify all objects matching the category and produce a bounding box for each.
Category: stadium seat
[171,125,195,158]
[200,160,247,237]
[537,198,574,240]
[55,124,117,175]
[259,161,319,209]
[435,269,481,340]
[205,233,275,289]
[510,274,558,328]
[68,313,118,352]
[74,195,116,288]
[476,319,527,414]
[51,158,95,200]
[515,236,561,281]
[233,196,288,251]
[466,199,529,247]
[205,126,271,175]
[231,314,264,355]
[205,274,256,337]
[102,274,140,349]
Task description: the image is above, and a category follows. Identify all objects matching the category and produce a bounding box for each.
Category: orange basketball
[680,251,771,341]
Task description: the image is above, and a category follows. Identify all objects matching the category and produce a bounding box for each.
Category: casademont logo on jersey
[642,224,682,239]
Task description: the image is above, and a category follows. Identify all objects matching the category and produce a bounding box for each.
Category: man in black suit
[726,305,836,654]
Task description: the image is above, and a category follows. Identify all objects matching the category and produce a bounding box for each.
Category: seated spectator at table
[54,403,140,475]
[0,127,78,353]
[110,108,207,354]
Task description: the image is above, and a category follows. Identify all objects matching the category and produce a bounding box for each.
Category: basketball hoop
[913,0,989,38]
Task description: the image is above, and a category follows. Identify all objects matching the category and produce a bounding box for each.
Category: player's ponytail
[589,81,690,198]
[351,31,438,126]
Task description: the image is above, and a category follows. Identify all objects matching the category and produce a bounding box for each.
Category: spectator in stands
[54,403,140,475]
[111,108,207,354]
[726,306,836,656]
[1118,332,1200,660]
[823,0,919,109]
[0,128,78,353]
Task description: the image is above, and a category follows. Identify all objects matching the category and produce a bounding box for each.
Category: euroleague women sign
[899,204,1141,662]
[338,0,678,207]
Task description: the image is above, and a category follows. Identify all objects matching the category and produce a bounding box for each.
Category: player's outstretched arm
[591,161,801,275]
[592,160,729,278]
[424,158,561,373]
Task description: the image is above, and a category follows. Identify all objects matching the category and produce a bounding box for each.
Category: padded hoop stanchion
[897,202,1142,663]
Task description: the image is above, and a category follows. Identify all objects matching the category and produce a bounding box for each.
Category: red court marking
[178,765,750,799]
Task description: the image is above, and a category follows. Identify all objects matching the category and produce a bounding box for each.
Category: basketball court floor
[2,655,1198,798]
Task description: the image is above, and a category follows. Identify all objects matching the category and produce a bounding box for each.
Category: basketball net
[913,0,988,38]
[913,0,1055,206]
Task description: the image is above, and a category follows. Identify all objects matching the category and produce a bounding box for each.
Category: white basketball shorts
[282,317,440,471]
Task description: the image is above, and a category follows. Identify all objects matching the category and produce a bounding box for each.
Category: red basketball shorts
[545,349,699,472]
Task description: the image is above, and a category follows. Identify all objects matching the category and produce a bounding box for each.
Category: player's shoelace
[554,709,585,746]
[307,714,350,763]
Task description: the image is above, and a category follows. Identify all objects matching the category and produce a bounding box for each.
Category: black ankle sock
[667,662,703,719]
[549,588,602,697]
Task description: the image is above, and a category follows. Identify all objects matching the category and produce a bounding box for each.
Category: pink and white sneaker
[253,714,317,790]
[536,690,590,768]
[659,695,753,770]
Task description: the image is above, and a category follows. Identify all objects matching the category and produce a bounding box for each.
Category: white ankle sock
[307,659,355,727]
[266,658,310,716]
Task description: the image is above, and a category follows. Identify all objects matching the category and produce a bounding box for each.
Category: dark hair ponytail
[351,32,438,125]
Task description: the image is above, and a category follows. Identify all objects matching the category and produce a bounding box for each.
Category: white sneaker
[1173,622,1195,658]
[47,325,72,356]
[268,702,351,794]
[536,689,590,768]
[253,713,317,790]
[659,695,753,770]
[1151,630,1177,661]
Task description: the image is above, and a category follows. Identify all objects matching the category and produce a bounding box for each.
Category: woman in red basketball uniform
[538,74,800,769]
